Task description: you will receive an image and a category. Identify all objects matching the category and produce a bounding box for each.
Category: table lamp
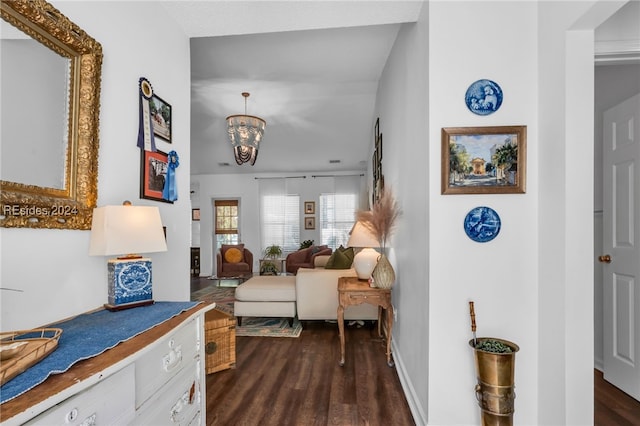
[347,220,380,280]
[89,202,167,310]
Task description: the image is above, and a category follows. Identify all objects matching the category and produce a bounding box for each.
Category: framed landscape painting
[441,125,526,195]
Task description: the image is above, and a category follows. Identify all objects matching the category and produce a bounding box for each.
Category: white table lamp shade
[89,205,167,256]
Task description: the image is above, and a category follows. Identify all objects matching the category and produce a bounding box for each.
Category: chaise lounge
[233,255,377,326]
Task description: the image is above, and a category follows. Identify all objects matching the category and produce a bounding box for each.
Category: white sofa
[295,267,378,321]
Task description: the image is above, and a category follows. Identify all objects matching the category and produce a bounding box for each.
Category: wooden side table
[337,276,394,367]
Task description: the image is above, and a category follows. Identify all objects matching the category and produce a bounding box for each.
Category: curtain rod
[254,176,307,180]
[311,174,364,178]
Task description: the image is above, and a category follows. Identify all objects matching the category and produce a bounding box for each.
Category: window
[214,199,239,246]
[319,193,358,249]
[260,194,300,252]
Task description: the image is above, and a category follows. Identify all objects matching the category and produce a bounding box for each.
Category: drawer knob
[205,341,218,354]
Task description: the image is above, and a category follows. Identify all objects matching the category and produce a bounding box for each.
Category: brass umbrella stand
[469,302,519,426]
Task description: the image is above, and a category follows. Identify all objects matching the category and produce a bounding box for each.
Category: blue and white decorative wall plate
[465,79,503,115]
[464,206,501,243]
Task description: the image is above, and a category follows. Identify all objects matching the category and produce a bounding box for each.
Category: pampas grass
[357,188,401,250]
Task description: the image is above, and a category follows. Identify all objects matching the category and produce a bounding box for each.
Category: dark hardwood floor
[594,369,640,426]
[194,278,640,425]
[205,321,414,425]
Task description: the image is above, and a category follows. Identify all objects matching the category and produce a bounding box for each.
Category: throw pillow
[224,247,243,263]
[325,245,354,269]
[314,255,331,268]
[222,243,244,254]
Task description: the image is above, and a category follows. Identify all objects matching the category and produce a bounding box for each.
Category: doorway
[212,198,241,277]
[594,0,640,403]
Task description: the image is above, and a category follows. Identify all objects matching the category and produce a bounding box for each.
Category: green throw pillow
[325,246,354,269]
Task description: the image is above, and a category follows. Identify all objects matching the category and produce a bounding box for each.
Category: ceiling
[159,1,423,175]
[166,1,638,176]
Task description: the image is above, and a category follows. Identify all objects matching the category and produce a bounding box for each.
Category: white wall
[0,1,192,331]
[427,2,539,424]
[192,171,366,277]
[372,3,430,423]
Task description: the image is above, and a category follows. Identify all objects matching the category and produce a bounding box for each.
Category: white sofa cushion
[235,275,296,302]
[313,255,331,268]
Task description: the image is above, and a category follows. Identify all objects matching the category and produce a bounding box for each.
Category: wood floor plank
[594,369,640,426]
[206,321,414,425]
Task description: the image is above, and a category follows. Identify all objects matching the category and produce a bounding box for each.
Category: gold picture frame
[441,125,526,195]
[0,0,103,229]
[304,201,315,214]
[305,217,315,230]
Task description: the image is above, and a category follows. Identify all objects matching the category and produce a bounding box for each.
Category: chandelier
[226,92,266,166]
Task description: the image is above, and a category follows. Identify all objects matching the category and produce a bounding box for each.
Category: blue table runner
[0,301,200,404]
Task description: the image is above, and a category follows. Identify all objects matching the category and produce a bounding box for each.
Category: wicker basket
[204,309,236,374]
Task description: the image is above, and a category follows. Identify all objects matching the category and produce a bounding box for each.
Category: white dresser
[0,303,214,426]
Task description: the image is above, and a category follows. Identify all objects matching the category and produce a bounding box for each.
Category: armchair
[216,244,253,278]
[285,245,332,275]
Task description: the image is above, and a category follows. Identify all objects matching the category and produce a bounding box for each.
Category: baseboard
[392,339,428,425]
[595,360,604,372]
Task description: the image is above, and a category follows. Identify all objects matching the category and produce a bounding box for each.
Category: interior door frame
[593,0,640,399]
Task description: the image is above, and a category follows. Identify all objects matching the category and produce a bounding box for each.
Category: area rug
[191,285,303,338]
[235,317,303,338]
[191,286,235,315]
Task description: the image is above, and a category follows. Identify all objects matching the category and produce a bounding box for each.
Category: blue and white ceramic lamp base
[105,258,154,310]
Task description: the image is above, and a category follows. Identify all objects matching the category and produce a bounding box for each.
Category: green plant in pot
[299,240,314,250]
[260,261,279,276]
[263,245,282,259]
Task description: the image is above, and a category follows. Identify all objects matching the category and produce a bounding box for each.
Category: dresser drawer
[135,318,199,407]
[24,364,135,426]
[135,359,202,426]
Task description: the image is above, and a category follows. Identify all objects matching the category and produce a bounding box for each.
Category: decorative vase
[372,254,395,289]
[470,338,519,426]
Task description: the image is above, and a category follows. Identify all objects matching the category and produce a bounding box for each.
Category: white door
[602,92,640,401]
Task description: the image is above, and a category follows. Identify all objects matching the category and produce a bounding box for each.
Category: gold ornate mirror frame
[0,0,102,229]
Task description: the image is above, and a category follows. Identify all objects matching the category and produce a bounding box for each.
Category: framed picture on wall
[441,125,527,195]
[192,208,200,221]
[305,217,315,230]
[150,94,172,142]
[304,201,315,214]
[140,149,172,203]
